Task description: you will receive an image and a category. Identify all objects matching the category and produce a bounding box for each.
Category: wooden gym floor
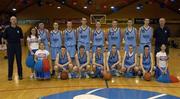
[0,46,180,99]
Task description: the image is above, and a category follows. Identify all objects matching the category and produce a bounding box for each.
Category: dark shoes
[8,76,23,81]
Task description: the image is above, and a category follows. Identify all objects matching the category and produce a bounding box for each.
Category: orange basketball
[103,71,112,81]
[61,71,69,80]
[144,72,151,81]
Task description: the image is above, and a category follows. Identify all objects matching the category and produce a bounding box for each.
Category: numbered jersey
[38,29,49,45]
[93,29,104,46]
[95,53,104,65]
[64,29,76,46]
[139,26,153,44]
[50,30,62,47]
[77,26,91,44]
[124,27,136,46]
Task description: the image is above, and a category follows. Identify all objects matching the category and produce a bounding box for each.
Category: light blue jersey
[108,28,121,51]
[50,30,62,60]
[92,29,104,52]
[59,52,68,65]
[95,53,104,65]
[142,53,151,71]
[64,29,76,58]
[139,26,153,54]
[124,27,136,51]
[77,26,91,51]
[108,51,119,67]
[124,52,135,67]
[38,29,49,51]
[78,52,87,65]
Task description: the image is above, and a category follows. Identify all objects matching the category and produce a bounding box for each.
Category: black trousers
[154,44,169,65]
[7,43,23,78]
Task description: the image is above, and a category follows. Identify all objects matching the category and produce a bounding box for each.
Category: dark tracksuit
[3,26,23,79]
[153,26,170,65]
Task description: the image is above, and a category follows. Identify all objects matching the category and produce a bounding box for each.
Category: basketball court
[0,0,180,99]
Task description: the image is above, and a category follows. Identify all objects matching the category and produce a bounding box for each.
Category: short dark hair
[144,45,149,49]
[79,45,85,50]
[96,46,102,49]
[129,44,133,47]
[61,45,66,49]
[112,44,116,47]
[112,19,118,22]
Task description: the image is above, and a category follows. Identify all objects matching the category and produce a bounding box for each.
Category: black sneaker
[51,70,55,76]
[18,76,23,80]
[4,56,8,59]
[8,77,12,81]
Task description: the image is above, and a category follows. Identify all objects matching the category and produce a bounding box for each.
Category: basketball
[144,72,151,81]
[61,71,69,80]
[42,59,50,72]
[103,71,112,81]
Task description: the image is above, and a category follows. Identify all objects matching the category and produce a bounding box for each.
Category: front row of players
[30,42,169,81]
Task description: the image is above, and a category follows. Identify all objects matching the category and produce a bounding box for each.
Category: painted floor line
[86,88,105,94]
[147,94,167,99]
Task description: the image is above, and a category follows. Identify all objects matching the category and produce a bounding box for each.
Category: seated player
[55,46,73,79]
[121,45,138,76]
[155,44,169,79]
[92,46,105,78]
[34,42,50,80]
[75,45,90,78]
[140,45,154,77]
[106,44,121,76]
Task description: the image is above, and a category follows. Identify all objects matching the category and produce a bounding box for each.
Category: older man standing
[3,16,23,81]
[154,18,170,64]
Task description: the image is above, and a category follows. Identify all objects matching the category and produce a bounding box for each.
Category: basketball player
[121,45,138,76]
[38,22,49,51]
[55,46,73,79]
[50,22,62,76]
[106,45,121,76]
[92,21,104,53]
[138,18,153,54]
[107,19,121,51]
[124,19,137,52]
[77,18,91,51]
[75,45,90,78]
[63,20,76,62]
[92,46,105,78]
[140,45,154,76]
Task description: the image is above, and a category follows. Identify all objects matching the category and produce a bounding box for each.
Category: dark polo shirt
[3,26,23,44]
[153,26,170,46]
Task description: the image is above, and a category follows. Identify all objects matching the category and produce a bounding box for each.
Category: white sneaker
[57,75,61,79]
[85,73,90,79]
[30,74,34,79]
[68,73,72,79]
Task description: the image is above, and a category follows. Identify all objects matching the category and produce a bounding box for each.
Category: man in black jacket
[3,16,24,81]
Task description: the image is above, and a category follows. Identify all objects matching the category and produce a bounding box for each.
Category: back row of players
[28,17,166,79]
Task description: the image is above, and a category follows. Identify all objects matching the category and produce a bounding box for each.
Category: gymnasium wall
[17,2,180,37]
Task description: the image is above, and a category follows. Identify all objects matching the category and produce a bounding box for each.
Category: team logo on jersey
[17,30,19,34]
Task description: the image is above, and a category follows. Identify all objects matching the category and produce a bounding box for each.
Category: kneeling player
[55,46,73,79]
[121,45,138,76]
[140,45,154,77]
[92,46,105,78]
[106,45,121,76]
[75,45,90,78]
